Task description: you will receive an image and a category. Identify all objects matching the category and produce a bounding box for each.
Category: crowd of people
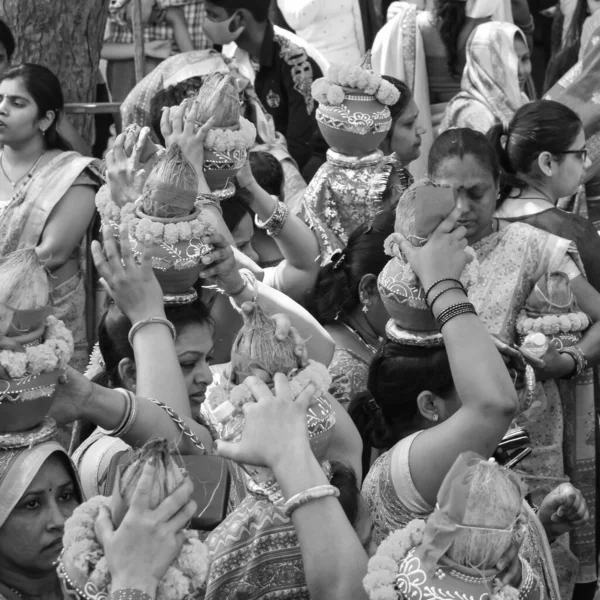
[1,1,600,599]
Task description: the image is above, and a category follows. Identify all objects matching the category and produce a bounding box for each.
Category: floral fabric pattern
[328,348,369,410]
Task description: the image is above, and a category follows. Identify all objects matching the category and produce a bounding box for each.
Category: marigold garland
[60,496,209,600]
[312,63,400,107]
[203,116,256,153]
[516,310,590,336]
[363,519,520,600]
[207,360,332,410]
[0,316,74,380]
[95,190,213,245]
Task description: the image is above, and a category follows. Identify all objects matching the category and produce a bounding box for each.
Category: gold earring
[432,414,439,422]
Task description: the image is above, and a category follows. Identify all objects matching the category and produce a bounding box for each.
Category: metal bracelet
[148,397,205,453]
[110,589,153,600]
[255,199,289,237]
[128,317,177,347]
[283,484,340,517]
[99,388,133,437]
[559,345,588,378]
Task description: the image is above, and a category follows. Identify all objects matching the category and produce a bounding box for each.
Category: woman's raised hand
[160,99,216,175]
[106,126,161,206]
[198,230,244,290]
[91,224,165,323]
[538,483,589,539]
[215,374,317,470]
[95,461,196,596]
[390,205,469,290]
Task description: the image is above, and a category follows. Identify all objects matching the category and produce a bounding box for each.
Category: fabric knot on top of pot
[311,63,400,156]
[193,73,257,200]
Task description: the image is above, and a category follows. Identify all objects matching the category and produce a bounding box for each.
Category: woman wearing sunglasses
[489,99,600,291]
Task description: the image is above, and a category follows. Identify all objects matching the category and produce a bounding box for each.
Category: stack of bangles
[283,485,340,517]
[99,388,138,438]
[197,192,223,215]
[424,278,477,329]
[255,196,289,237]
[128,316,177,346]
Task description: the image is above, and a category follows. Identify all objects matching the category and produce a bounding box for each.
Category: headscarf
[440,22,528,133]
[0,441,82,528]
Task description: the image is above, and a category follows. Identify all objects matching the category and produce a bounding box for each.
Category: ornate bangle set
[559,345,588,378]
[128,317,177,347]
[424,279,477,330]
[99,388,139,439]
[283,484,340,517]
[255,197,289,237]
[197,192,223,216]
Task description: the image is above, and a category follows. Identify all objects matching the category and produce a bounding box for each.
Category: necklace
[0,149,46,190]
[341,321,380,356]
[9,589,23,598]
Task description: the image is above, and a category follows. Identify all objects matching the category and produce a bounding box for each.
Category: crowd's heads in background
[434,0,468,77]
[203,0,271,45]
[0,19,15,76]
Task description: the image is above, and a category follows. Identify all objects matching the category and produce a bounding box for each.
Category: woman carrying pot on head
[440,21,532,134]
[302,75,422,263]
[0,64,102,370]
[387,129,600,596]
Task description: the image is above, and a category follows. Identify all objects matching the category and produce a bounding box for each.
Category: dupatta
[440,22,527,133]
[371,2,433,180]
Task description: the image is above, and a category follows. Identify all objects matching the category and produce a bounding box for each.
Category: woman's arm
[392,207,518,506]
[199,232,336,366]
[217,375,369,600]
[237,161,321,303]
[326,394,363,481]
[165,7,195,53]
[36,185,97,271]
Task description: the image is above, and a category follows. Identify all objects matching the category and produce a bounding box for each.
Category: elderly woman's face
[431,154,498,245]
[0,454,79,575]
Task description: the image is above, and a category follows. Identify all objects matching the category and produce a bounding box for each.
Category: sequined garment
[328,348,370,410]
[301,150,412,264]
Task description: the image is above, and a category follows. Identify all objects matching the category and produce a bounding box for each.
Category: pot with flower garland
[193,73,257,200]
[203,301,336,502]
[58,440,210,600]
[311,63,400,156]
[0,250,74,433]
[96,145,214,304]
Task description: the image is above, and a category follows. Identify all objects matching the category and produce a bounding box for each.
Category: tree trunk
[0,0,110,141]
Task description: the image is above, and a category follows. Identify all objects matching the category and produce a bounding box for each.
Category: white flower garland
[516,309,590,336]
[312,63,400,107]
[0,316,74,379]
[204,116,256,153]
[60,496,209,600]
[207,360,332,410]
[95,191,212,246]
[363,520,519,600]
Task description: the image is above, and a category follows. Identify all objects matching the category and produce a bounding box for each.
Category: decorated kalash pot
[302,62,412,262]
[203,302,335,501]
[96,144,213,305]
[364,453,542,600]
[378,180,479,347]
[58,439,210,600]
[0,250,74,433]
[517,271,591,363]
[194,72,257,200]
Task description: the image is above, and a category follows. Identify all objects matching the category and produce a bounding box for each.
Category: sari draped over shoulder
[440,22,527,133]
[0,152,101,371]
[469,222,596,592]
[0,441,82,528]
[371,2,433,180]
[301,150,412,264]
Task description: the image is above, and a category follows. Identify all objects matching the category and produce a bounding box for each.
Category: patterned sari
[469,221,596,593]
[0,152,101,371]
[440,22,528,133]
